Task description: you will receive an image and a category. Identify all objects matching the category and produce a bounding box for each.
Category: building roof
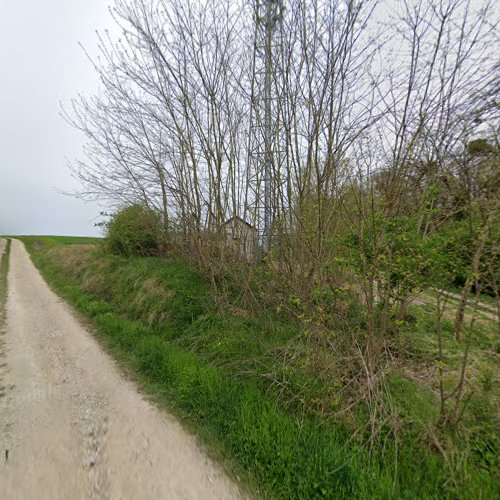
[224,215,256,230]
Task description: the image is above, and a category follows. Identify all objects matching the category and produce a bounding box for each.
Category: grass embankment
[18,236,499,499]
[0,239,10,401]
[0,239,11,326]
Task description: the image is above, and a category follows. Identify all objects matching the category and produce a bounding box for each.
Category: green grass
[448,285,498,307]
[0,238,10,327]
[16,236,500,499]
[15,235,103,246]
[424,289,498,318]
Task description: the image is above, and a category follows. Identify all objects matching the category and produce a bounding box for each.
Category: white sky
[0,0,494,236]
[0,0,114,236]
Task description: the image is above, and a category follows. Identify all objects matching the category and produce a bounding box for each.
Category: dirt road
[0,239,242,500]
[415,290,499,323]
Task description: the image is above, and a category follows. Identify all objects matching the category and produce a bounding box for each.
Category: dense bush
[106,204,163,256]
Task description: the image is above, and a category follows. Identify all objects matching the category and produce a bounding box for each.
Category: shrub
[106,204,163,256]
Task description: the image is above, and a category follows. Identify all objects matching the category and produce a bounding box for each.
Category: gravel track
[0,239,242,500]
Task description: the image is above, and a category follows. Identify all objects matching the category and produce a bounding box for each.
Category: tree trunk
[454,213,492,341]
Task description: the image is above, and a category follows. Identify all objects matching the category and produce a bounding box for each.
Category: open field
[15,235,499,499]
[11,235,103,246]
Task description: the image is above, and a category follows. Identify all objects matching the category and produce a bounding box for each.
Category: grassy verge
[18,236,499,499]
[0,239,9,402]
[0,239,11,327]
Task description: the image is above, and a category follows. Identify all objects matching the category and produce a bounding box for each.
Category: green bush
[106,204,163,256]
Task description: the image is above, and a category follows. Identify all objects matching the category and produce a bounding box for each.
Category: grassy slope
[0,239,11,403]
[18,236,499,499]
[0,239,10,326]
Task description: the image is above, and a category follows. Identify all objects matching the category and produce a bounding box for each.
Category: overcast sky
[0,0,493,237]
[0,0,114,236]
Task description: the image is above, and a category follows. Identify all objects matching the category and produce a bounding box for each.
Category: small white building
[224,216,259,261]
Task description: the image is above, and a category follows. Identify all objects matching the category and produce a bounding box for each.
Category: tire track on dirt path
[0,239,243,500]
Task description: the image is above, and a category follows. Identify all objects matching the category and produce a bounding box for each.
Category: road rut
[0,239,242,500]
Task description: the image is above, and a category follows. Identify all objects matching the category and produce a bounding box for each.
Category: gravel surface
[0,239,242,500]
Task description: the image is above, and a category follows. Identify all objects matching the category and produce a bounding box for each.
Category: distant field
[15,235,103,246]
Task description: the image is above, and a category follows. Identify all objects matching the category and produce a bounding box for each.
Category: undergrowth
[18,236,499,499]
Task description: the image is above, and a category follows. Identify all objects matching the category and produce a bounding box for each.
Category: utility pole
[250,0,283,254]
[263,0,275,254]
